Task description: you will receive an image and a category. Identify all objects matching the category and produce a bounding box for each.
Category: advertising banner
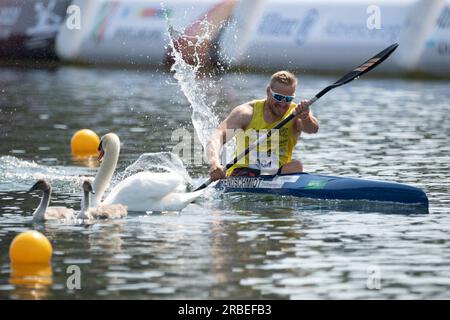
[56,0,237,67]
[0,0,70,58]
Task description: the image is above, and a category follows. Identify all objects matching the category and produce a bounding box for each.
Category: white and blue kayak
[215,173,429,209]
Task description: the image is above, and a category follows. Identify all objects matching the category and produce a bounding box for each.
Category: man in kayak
[207,70,319,181]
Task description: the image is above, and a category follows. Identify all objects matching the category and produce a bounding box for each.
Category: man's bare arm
[298,114,319,134]
[207,103,253,180]
[293,100,319,135]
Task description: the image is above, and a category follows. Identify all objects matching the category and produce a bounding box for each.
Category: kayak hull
[215,173,429,209]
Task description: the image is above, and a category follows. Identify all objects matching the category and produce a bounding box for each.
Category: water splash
[166,21,240,171]
[110,152,192,188]
[0,156,93,193]
[161,2,220,154]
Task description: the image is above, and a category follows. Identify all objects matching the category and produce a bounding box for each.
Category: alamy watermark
[367,5,381,30]
[171,128,283,172]
[66,5,81,30]
[66,265,82,290]
[366,265,382,290]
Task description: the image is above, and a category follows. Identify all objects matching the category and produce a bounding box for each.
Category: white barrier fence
[2,0,447,76]
[219,0,449,75]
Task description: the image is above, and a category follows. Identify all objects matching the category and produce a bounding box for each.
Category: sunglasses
[270,89,295,103]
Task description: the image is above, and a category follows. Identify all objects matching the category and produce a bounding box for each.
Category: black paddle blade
[316,43,399,98]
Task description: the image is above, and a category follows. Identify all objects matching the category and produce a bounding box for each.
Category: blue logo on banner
[294,9,319,46]
[257,8,319,47]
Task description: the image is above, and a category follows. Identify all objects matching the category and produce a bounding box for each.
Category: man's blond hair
[270,71,298,88]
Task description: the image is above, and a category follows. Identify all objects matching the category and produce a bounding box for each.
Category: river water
[0,66,449,299]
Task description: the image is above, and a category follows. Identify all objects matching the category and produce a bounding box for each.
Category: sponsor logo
[119,5,172,19]
[92,3,172,43]
[24,0,63,50]
[325,21,400,43]
[424,40,450,56]
[275,175,299,183]
[294,9,319,46]
[437,41,450,56]
[223,176,298,189]
[26,0,62,36]
[138,7,171,19]
[257,8,400,44]
[92,2,119,43]
[305,180,328,189]
[257,9,319,46]
[258,13,300,37]
[112,27,162,41]
[256,158,273,169]
[437,6,450,29]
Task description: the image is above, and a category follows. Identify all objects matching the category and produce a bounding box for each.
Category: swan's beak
[97,149,104,163]
[97,140,104,163]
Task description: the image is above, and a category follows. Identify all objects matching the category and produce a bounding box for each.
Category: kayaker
[207,70,319,181]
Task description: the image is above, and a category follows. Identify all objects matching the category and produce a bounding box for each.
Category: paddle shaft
[195,43,399,191]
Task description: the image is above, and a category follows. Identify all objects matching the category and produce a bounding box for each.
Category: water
[0,65,450,299]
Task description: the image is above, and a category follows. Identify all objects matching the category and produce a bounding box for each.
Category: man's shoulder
[226,101,255,129]
[232,101,254,116]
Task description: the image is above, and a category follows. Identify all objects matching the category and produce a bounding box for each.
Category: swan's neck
[92,142,119,207]
[81,190,91,212]
[33,188,51,221]
[78,190,91,220]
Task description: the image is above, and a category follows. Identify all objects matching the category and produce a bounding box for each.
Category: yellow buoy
[71,129,100,157]
[9,231,53,264]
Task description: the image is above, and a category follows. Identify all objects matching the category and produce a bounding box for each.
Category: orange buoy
[71,129,100,157]
[9,231,52,264]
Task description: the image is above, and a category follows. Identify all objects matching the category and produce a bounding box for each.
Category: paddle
[195,43,399,191]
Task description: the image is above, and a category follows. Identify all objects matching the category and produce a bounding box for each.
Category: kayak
[215,173,429,209]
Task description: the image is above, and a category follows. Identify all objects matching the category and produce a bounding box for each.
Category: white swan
[92,133,203,212]
[102,171,203,212]
[78,180,127,220]
[29,179,75,222]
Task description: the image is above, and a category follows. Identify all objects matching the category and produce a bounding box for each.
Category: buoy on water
[71,129,100,158]
[9,231,53,290]
[9,231,53,264]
